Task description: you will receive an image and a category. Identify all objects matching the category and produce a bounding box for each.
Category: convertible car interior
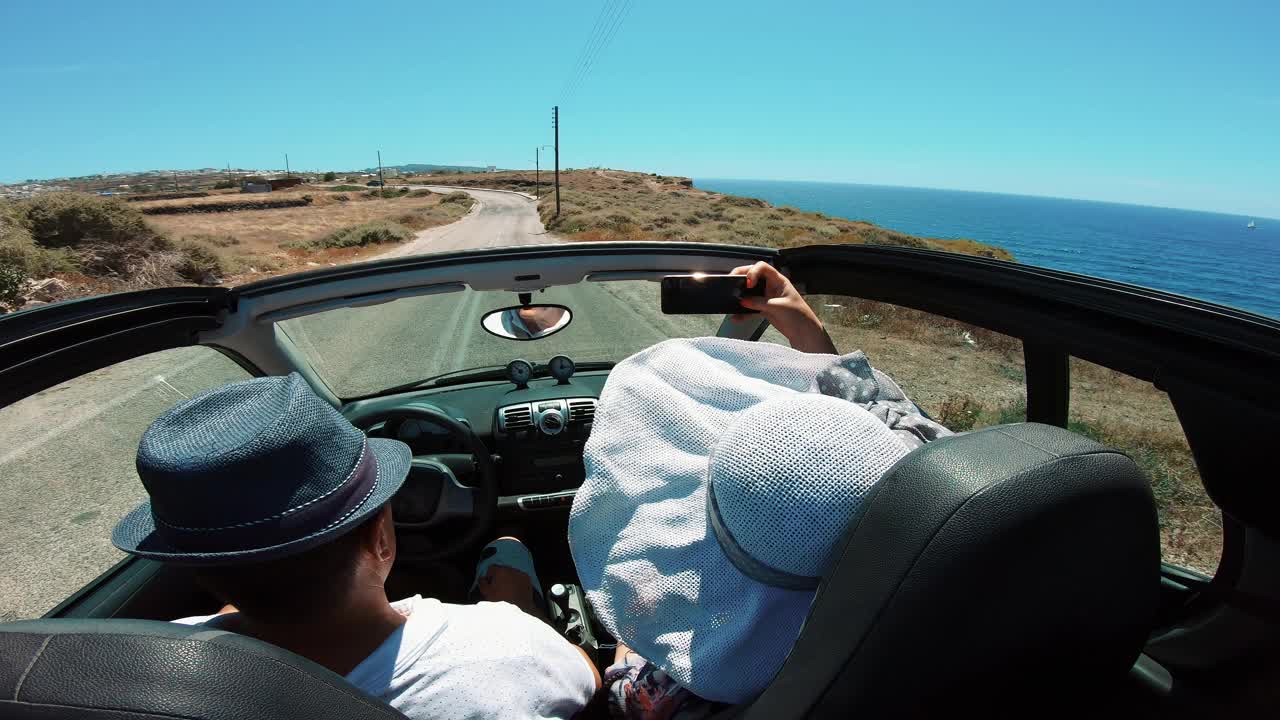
[1,241,1277,717]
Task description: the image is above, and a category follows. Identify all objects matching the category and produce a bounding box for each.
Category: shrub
[212,179,238,190]
[937,394,984,432]
[306,221,414,249]
[323,171,337,181]
[441,191,471,204]
[334,194,350,202]
[719,195,768,208]
[992,398,1028,425]
[175,241,230,284]
[0,261,26,310]
[183,233,240,247]
[6,193,171,276]
[328,185,365,192]
[21,193,161,250]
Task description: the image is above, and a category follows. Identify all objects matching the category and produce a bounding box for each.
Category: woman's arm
[730,261,838,354]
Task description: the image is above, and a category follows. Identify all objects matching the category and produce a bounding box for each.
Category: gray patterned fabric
[815,350,952,450]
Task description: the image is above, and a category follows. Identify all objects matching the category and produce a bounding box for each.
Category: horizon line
[3,164,1276,222]
[694,175,1280,223]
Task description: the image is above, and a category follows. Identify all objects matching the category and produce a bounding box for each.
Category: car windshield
[279,280,729,398]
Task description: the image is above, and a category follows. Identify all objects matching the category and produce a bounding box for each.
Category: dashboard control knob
[539,408,566,436]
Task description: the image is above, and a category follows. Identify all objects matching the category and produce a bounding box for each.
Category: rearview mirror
[481,305,573,341]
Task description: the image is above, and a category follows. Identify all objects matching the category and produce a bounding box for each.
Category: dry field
[130,188,474,280]
[0,187,474,306]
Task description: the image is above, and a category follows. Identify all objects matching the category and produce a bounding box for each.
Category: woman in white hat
[568,262,951,718]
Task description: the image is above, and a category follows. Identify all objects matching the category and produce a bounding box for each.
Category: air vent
[499,404,533,432]
[567,398,598,424]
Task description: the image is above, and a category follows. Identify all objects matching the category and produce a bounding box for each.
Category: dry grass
[1,189,474,304]
[144,189,472,275]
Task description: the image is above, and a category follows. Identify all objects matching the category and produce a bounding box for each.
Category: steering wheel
[354,402,497,562]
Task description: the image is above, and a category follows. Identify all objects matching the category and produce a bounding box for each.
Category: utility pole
[285,153,291,177]
[536,145,553,201]
[172,171,179,192]
[553,105,560,217]
[377,150,385,188]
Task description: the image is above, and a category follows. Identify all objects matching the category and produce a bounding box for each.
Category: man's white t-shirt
[175,595,596,720]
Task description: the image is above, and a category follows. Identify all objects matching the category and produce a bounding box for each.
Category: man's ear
[369,504,396,563]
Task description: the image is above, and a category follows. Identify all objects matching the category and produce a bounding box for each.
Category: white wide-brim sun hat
[569,337,915,704]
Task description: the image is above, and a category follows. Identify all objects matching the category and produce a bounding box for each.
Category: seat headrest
[0,618,407,719]
[748,423,1161,717]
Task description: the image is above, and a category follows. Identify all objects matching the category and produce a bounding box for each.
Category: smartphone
[660,274,765,314]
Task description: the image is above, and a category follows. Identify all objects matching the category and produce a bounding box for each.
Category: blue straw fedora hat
[112,372,411,565]
[569,338,915,704]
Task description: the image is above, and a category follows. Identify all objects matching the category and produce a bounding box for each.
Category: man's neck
[223,593,408,677]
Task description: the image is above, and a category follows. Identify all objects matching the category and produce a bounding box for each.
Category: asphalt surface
[0,186,739,621]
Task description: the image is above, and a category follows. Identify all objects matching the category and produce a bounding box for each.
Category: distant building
[487,166,497,173]
[270,177,305,190]
[240,176,305,193]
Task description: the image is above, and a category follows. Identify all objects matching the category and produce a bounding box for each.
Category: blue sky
[2,1,1277,217]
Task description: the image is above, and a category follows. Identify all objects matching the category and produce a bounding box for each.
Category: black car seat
[737,422,1161,717]
[0,618,408,719]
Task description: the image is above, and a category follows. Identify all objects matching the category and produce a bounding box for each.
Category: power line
[557,0,623,102]
[558,0,631,105]
[564,0,632,104]
[563,0,632,104]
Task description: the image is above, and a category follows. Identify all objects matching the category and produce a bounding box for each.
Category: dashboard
[345,358,608,505]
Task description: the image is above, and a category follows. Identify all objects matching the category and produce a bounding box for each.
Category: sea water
[698,179,1280,319]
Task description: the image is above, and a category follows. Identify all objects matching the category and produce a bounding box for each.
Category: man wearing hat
[112,372,599,719]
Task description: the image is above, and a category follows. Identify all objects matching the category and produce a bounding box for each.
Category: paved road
[380,186,552,257]
[0,186,740,620]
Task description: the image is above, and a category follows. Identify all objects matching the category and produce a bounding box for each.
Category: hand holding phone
[660,274,765,315]
[729,262,837,354]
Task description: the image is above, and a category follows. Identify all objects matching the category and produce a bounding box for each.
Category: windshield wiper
[356,361,616,400]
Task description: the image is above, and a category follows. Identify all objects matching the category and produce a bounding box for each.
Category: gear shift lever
[549,583,571,626]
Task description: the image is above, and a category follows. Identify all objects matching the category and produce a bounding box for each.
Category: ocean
[696,179,1280,320]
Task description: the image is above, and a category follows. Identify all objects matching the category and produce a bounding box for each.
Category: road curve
[381,186,559,257]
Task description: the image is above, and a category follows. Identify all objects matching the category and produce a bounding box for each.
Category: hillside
[408,168,1015,260]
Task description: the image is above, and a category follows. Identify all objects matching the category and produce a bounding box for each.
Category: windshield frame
[203,242,778,403]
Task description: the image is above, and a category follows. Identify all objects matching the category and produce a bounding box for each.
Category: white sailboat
[1247,220,1257,230]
